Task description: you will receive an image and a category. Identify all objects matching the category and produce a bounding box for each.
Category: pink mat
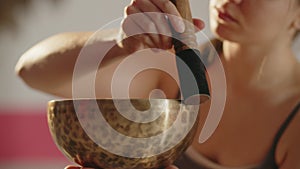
[0,108,66,161]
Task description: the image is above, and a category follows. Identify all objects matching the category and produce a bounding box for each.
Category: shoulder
[20,31,95,61]
[41,29,120,49]
[276,61,300,168]
[276,102,300,168]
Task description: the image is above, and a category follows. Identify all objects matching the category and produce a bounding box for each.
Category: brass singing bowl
[47,99,200,169]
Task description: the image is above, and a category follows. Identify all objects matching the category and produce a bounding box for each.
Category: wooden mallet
[170,0,210,105]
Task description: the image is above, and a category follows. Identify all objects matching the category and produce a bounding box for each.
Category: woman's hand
[64,165,179,169]
[64,166,96,169]
[119,0,204,54]
[64,166,93,169]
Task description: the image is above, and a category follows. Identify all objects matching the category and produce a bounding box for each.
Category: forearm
[15,29,126,97]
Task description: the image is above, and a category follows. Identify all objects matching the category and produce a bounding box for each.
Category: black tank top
[174,103,300,169]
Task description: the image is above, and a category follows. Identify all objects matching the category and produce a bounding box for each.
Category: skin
[15,0,300,168]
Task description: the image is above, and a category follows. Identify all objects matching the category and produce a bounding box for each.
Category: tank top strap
[273,103,300,148]
[259,102,300,169]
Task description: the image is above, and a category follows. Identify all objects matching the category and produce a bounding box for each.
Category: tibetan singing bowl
[47,99,200,169]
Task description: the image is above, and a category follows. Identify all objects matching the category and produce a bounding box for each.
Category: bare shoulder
[276,61,300,169]
[276,102,300,168]
[16,29,121,69]
[35,29,120,52]
[276,61,300,168]
[15,29,122,98]
[17,31,94,64]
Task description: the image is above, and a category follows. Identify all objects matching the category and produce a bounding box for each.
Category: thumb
[192,18,205,33]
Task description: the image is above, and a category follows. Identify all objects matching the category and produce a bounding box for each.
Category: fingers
[230,0,243,4]
[64,165,80,169]
[130,0,185,32]
[122,0,205,52]
[165,165,179,169]
[123,3,163,48]
[150,0,185,32]
[122,0,185,50]
[134,0,173,48]
[123,1,174,49]
[64,166,177,169]
[64,165,94,169]
[192,18,205,32]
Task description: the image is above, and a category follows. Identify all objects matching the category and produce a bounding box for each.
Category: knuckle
[145,22,156,33]
[152,0,171,10]
[124,5,134,15]
[151,14,162,23]
[134,0,145,6]
[161,0,171,10]
[161,37,171,49]
[121,19,134,36]
[166,38,173,49]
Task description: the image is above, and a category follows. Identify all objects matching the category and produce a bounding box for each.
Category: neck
[222,39,297,93]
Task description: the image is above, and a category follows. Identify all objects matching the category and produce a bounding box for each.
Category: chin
[209,20,243,43]
[211,26,243,43]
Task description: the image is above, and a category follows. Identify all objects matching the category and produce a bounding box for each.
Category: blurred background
[0,0,298,169]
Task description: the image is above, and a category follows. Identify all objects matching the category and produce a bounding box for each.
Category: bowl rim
[48,98,183,103]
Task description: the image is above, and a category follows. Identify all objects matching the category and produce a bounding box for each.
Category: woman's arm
[15,0,204,99]
[15,29,180,99]
[64,165,179,169]
[15,29,127,97]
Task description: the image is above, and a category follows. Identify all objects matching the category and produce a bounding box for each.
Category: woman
[16,0,300,169]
